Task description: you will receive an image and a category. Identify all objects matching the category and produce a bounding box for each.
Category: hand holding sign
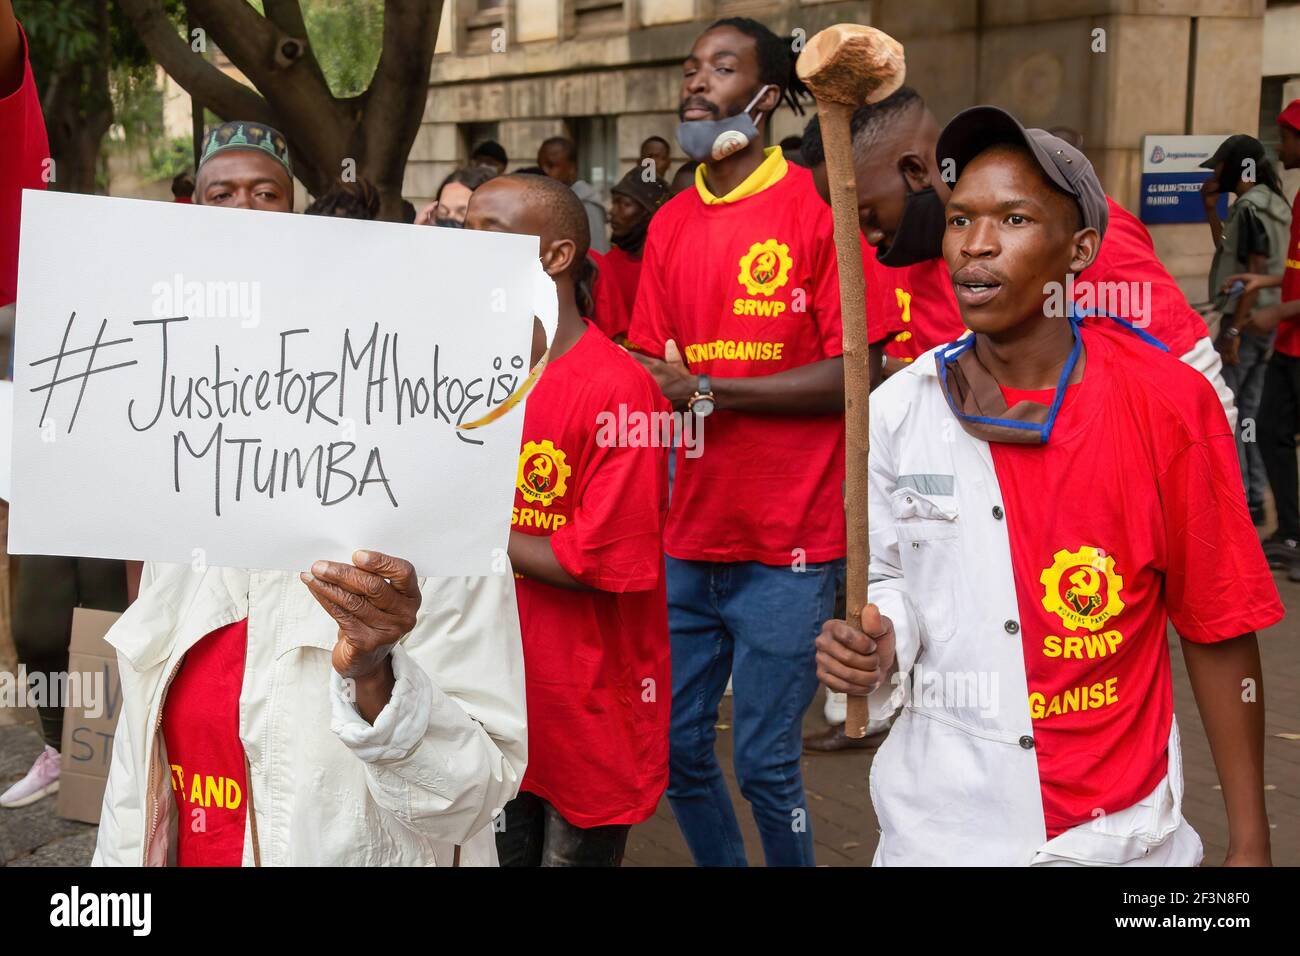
[300,550,421,721]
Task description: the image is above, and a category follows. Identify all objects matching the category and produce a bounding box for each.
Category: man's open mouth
[954,270,1005,307]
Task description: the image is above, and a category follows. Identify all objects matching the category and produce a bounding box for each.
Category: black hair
[437,163,500,199]
[801,113,825,167]
[849,86,925,156]
[641,136,671,154]
[471,139,508,166]
[171,171,195,198]
[304,178,381,220]
[400,199,417,224]
[539,136,578,163]
[707,16,808,116]
[799,87,925,169]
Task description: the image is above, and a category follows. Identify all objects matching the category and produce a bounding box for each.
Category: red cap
[1279,99,1300,133]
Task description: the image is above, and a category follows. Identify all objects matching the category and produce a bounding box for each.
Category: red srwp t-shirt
[586,250,633,341]
[629,162,846,564]
[0,25,50,307]
[1276,191,1300,358]
[1078,198,1208,357]
[161,619,250,866]
[512,322,671,827]
[989,327,1282,838]
[868,254,966,362]
[600,245,643,323]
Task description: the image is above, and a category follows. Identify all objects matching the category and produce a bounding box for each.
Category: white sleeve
[329,572,527,846]
[865,396,924,723]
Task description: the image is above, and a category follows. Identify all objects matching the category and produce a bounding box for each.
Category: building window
[572,0,625,36]
[569,114,619,201]
[1260,76,1286,157]
[462,0,507,55]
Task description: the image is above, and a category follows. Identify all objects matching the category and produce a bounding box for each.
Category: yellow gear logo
[737,239,793,296]
[517,440,571,506]
[1039,546,1125,632]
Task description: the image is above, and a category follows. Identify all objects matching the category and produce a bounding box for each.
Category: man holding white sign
[9,123,530,865]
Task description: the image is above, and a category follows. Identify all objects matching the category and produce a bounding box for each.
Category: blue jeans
[666,556,843,866]
[1222,330,1273,508]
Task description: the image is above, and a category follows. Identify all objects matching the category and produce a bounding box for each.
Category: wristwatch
[688,375,716,417]
[1223,325,1242,338]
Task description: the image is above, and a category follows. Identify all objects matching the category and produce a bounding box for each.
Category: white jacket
[864,348,1202,867]
[91,562,527,867]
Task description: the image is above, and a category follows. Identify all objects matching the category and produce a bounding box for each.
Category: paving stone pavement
[0,579,1295,868]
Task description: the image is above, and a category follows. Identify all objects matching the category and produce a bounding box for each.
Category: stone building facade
[412,0,1300,301]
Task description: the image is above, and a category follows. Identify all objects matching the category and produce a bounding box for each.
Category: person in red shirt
[628,17,845,867]
[1224,99,1300,576]
[817,109,1280,866]
[587,168,668,343]
[467,173,670,866]
[171,171,195,205]
[0,2,132,816]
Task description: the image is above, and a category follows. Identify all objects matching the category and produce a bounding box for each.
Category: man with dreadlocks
[628,17,845,867]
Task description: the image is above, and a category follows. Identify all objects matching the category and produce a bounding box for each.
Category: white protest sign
[9,190,549,576]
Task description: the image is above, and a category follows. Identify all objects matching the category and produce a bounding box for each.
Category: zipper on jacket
[143,656,185,866]
[244,751,262,866]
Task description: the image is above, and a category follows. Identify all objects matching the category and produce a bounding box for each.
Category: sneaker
[1263,535,1300,570]
[0,745,61,808]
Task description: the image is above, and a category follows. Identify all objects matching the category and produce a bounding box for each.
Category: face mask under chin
[675,85,773,164]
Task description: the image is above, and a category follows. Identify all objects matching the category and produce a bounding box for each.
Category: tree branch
[261,0,308,39]
[359,0,441,195]
[116,0,273,124]
[185,0,345,179]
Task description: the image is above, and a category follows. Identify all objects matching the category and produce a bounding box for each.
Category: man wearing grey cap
[813,108,1281,866]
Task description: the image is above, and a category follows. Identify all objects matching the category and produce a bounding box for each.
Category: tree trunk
[119,0,443,220]
[35,0,114,195]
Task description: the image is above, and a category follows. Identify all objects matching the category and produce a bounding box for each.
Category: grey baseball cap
[936,105,1108,239]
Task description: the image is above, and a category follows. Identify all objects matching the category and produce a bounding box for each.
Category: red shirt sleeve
[626,221,669,359]
[0,25,50,307]
[1158,385,1284,643]
[808,206,844,359]
[549,383,668,592]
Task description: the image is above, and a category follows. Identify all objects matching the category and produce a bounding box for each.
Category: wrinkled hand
[630,339,696,410]
[301,550,421,679]
[815,604,896,696]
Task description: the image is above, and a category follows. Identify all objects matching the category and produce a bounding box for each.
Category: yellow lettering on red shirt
[683,340,787,364]
[1028,676,1121,719]
[1041,629,1124,659]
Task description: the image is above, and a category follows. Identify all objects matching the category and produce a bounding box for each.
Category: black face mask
[875,170,946,268]
[611,214,650,255]
[434,216,465,229]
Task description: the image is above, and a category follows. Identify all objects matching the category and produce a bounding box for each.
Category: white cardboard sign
[9,190,547,577]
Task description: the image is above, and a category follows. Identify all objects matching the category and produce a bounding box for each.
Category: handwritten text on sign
[10,191,543,575]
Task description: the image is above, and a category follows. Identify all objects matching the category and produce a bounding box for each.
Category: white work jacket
[864,349,1202,867]
[91,562,527,866]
